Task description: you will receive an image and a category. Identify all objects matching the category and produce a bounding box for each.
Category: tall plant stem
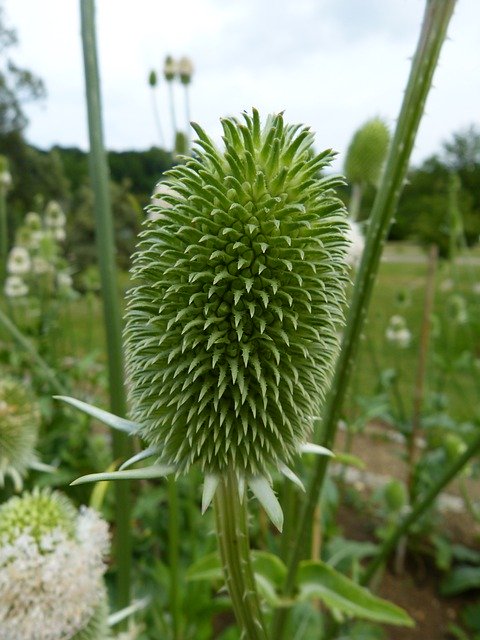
[408,244,438,495]
[361,428,480,586]
[349,183,363,221]
[214,469,268,640]
[0,307,67,395]
[150,87,165,149]
[167,476,182,640]
[167,81,178,149]
[271,2,456,637]
[0,187,7,284]
[80,0,132,611]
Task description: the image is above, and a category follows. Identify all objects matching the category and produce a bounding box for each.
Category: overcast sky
[4,0,479,172]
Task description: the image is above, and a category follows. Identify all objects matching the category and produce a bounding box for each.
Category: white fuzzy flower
[0,170,12,189]
[57,271,73,289]
[32,257,52,275]
[44,201,66,229]
[25,212,42,230]
[346,220,365,267]
[53,227,66,242]
[0,497,110,640]
[178,56,194,84]
[4,275,28,298]
[7,246,31,275]
[385,315,411,348]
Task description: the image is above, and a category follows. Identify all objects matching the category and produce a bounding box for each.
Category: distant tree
[0,2,45,134]
[441,125,480,171]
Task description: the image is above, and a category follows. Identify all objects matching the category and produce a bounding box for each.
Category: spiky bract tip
[124,109,349,478]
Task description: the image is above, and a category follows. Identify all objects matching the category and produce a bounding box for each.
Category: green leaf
[297,560,414,626]
[441,566,480,596]
[71,464,175,486]
[54,396,139,434]
[202,474,220,513]
[186,552,224,583]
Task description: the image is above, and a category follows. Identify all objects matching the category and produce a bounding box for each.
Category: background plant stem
[80,0,132,612]
[361,428,480,586]
[168,476,182,640]
[271,2,457,637]
[0,186,7,284]
[214,469,268,640]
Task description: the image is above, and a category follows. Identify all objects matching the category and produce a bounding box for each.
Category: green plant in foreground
[123,109,349,519]
[0,488,111,639]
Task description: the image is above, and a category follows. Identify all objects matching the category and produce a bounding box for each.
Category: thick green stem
[361,429,480,585]
[80,0,132,611]
[271,2,457,637]
[0,306,67,394]
[168,476,182,640]
[214,470,268,640]
[349,183,363,222]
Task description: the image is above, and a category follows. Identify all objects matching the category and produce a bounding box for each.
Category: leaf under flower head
[124,109,349,481]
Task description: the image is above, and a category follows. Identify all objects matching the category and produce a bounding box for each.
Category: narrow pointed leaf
[248,476,284,532]
[300,442,334,457]
[71,464,175,486]
[119,447,161,470]
[54,396,139,434]
[278,462,305,492]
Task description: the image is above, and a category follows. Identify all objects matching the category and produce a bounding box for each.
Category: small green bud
[174,130,188,157]
[383,480,408,512]
[344,117,390,187]
[124,110,349,482]
[148,69,157,87]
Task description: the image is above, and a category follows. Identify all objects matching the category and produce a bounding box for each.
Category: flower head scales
[124,110,349,484]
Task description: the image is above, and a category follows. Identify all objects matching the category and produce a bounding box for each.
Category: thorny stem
[80,0,132,613]
[271,2,457,637]
[214,469,268,640]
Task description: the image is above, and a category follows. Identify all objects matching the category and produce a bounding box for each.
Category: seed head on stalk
[122,109,349,524]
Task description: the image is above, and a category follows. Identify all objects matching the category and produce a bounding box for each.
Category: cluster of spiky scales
[124,110,349,479]
[344,117,390,188]
[0,377,40,491]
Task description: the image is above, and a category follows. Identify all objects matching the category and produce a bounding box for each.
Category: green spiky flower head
[0,376,40,491]
[124,110,349,482]
[344,117,390,187]
[0,489,110,639]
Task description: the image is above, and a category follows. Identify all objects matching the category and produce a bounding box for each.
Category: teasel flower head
[344,117,390,188]
[123,110,349,517]
[178,56,194,85]
[0,489,110,640]
[163,55,177,82]
[0,377,40,491]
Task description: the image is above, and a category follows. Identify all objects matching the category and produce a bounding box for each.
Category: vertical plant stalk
[184,84,191,151]
[167,476,182,640]
[408,244,438,495]
[150,87,166,149]
[349,183,363,221]
[80,0,132,611]
[168,81,178,150]
[272,2,457,636]
[214,469,268,640]
[361,428,480,585]
[0,186,7,284]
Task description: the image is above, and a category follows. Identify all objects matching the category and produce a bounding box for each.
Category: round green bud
[124,110,349,478]
[0,377,40,490]
[344,117,390,187]
[384,480,408,512]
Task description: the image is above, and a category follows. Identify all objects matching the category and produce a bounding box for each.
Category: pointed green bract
[124,110,349,478]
